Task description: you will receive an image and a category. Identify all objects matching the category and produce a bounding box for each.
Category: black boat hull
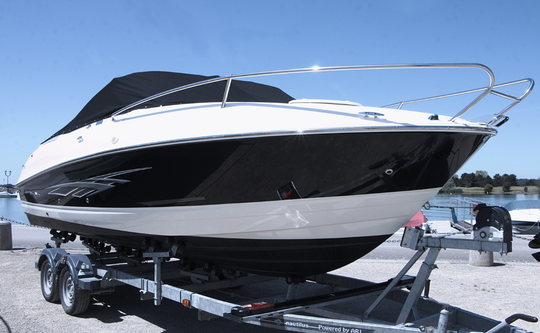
[19,131,488,207]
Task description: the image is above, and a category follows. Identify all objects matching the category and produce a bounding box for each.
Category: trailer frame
[36,224,537,333]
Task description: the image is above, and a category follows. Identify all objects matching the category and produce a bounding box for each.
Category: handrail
[383,78,534,124]
[111,63,532,124]
[485,78,534,125]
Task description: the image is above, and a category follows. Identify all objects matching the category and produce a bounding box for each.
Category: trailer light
[182,299,191,308]
[245,302,274,310]
[243,302,275,314]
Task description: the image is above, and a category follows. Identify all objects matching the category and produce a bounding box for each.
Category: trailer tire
[59,266,90,315]
[40,260,60,303]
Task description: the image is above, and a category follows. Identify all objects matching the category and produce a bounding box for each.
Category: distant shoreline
[445,186,539,195]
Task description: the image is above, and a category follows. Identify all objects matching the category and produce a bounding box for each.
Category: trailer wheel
[40,260,59,303]
[59,266,90,315]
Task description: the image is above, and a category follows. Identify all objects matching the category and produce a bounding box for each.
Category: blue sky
[1,0,539,184]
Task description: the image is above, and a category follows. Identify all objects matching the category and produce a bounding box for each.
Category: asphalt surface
[0,223,538,333]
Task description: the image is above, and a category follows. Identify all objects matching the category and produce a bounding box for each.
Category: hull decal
[46,167,152,199]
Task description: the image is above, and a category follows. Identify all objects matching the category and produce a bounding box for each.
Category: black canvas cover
[49,71,294,140]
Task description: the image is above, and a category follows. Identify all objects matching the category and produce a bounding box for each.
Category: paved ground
[0,223,538,333]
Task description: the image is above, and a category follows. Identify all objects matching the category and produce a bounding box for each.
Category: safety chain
[513,233,534,242]
[0,216,47,229]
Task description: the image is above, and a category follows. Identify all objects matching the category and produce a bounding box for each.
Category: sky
[0,0,539,184]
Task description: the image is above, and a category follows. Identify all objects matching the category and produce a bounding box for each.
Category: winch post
[389,218,514,326]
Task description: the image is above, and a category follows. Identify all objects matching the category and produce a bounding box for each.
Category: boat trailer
[36,206,537,333]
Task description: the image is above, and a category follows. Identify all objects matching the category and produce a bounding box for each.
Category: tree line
[441,171,538,194]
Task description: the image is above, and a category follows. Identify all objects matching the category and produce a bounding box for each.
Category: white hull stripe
[21,188,439,240]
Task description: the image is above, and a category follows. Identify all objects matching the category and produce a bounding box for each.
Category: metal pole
[4,171,10,185]
[437,309,449,333]
[396,247,441,324]
[154,257,162,306]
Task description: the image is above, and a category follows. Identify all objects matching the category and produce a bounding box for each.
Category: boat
[505,200,540,234]
[0,190,17,198]
[16,64,534,277]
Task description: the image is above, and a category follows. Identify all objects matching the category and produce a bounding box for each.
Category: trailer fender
[35,248,68,275]
[62,254,95,285]
[36,249,94,285]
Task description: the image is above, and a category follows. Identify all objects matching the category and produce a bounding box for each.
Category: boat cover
[48,71,294,140]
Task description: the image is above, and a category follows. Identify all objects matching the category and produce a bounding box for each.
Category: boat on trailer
[505,200,540,235]
[17,64,534,278]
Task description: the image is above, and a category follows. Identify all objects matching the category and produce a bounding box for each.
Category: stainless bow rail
[383,77,534,125]
[111,63,534,126]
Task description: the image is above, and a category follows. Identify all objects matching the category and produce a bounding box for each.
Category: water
[422,193,540,222]
[2,193,538,226]
[0,197,29,224]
